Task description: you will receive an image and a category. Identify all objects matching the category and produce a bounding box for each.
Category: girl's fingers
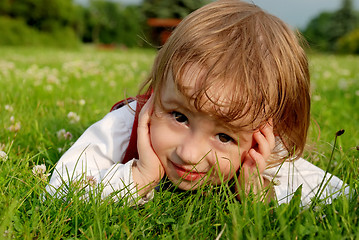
[247,148,267,173]
[252,121,275,160]
[260,120,275,150]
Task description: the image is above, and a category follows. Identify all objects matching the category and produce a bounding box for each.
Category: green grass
[0,46,358,239]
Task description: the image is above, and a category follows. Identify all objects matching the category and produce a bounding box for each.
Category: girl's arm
[46,101,150,203]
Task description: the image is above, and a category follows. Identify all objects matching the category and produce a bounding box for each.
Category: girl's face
[149,66,255,190]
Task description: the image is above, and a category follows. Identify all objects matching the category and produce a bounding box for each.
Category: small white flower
[67,112,80,124]
[338,79,348,90]
[0,151,8,161]
[8,122,21,132]
[5,105,13,112]
[56,101,64,107]
[86,175,97,187]
[3,229,9,237]
[47,74,60,84]
[56,129,73,140]
[322,71,332,79]
[32,164,50,181]
[272,178,281,186]
[109,81,116,87]
[44,85,53,92]
[32,164,46,175]
[10,116,15,123]
[79,99,86,106]
[312,95,321,101]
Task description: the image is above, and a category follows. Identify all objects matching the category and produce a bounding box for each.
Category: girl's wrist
[132,160,161,197]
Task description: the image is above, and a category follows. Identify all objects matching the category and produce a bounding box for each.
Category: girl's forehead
[169,63,230,104]
[160,65,261,131]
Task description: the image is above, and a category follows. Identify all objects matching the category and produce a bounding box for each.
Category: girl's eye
[216,133,234,143]
[171,111,188,123]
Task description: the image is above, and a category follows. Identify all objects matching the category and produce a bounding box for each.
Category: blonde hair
[140,0,310,164]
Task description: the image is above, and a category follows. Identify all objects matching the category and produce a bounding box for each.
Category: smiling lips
[171,162,207,181]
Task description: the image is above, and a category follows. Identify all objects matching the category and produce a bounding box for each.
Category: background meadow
[0,46,358,239]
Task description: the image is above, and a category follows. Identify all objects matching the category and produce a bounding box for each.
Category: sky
[110,0,359,29]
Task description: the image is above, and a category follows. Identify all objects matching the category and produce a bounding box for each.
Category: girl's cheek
[212,153,240,177]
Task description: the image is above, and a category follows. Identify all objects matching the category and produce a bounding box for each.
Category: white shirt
[46,101,349,206]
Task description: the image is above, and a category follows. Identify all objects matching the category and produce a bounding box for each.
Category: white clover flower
[5,105,13,112]
[109,80,116,87]
[47,74,60,84]
[0,151,8,161]
[322,71,332,79]
[338,79,348,90]
[8,122,21,132]
[32,164,46,175]
[56,101,64,107]
[312,95,321,101]
[56,129,73,140]
[79,99,86,106]
[32,164,50,181]
[67,112,80,124]
[44,85,53,92]
[86,175,97,187]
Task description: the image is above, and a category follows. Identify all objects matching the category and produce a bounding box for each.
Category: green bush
[0,16,80,48]
[84,1,146,47]
[0,16,39,45]
[302,0,359,52]
[337,28,359,54]
[142,0,211,18]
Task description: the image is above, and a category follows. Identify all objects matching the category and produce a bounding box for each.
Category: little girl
[47,0,347,206]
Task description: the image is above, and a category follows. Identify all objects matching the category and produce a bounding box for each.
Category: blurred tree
[0,0,81,32]
[303,0,359,52]
[337,28,359,53]
[0,0,83,47]
[142,0,211,19]
[87,0,145,46]
[302,12,335,51]
[328,0,359,50]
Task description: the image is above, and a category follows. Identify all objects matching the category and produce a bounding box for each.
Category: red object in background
[147,18,182,45]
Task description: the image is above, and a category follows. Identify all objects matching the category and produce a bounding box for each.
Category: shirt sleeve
[46,101,153,204]
[262,158,349,207]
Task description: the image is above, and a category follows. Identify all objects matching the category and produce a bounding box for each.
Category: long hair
[139,0,310,164]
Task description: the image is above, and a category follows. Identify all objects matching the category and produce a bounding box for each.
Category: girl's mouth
[171,162,206,181]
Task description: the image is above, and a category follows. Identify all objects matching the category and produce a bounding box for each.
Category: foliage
[0,0,83,47]
[0,46,358,239]
[142,0,211,19]
[0,0,82,32]
[302,12,336,51]
[0,0,213,47]
[85,1,146,46]
[0,16,80,48]
[302,0,359,52]
[337,28,359,54]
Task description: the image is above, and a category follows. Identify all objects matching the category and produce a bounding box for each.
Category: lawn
[0,46,358,239]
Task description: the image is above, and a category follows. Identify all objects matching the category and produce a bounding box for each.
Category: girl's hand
[236,121,275,201]
[132,95,165,196]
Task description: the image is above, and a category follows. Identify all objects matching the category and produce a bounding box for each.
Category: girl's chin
[166,175,205,190]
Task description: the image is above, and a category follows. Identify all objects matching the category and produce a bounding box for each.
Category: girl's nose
[175,135,209,165]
